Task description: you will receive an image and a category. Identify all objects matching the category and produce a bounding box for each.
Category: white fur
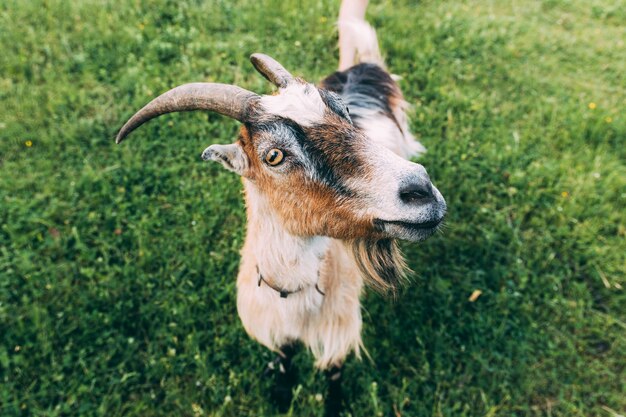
[338,18,383,70]
[338,0,376,70]
[244,182,329,292]
[202,143,249,175]
[260,83,326,127]
[351,105,426,159]
[236,181,364,368]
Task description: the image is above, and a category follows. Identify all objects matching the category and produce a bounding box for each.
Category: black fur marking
[324,365,344,417]
[249,118,360,197]
[320,63,402,128]
[266,343,299,413]
[318,88,352,123]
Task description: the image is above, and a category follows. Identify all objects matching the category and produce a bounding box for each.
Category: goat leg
[264,344,298,413]
[324,365,343,417]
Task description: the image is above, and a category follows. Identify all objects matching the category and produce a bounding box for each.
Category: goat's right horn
[116,83,259,144]
[250,53,294,88]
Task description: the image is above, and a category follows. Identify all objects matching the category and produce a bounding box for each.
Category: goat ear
[201,143,250,176]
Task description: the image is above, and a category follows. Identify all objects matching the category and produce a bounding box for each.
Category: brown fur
[236,235,365,369]
[320,63,406,133]
[237,116,384,241]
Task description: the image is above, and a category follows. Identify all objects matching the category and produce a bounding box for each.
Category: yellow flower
[561,191,569,198]
[605,116,613,123]
[25,140,33,147]
[588,102,596,110]
[138,22,145,30]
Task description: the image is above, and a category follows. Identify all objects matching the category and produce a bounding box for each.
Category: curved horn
[116,83,259,144]
[250,53,294,88]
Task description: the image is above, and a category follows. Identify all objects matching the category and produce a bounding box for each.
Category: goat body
[116,0,447,412]
[236,12,433,370]
[238,59,416,370]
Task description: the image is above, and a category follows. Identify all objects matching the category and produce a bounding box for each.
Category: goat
[115,0,446,415]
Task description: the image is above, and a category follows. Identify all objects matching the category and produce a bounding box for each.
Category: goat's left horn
[250,53,294,88]
[115,83,259,144]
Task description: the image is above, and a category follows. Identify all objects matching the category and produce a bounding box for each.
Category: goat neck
[242,180,331,292]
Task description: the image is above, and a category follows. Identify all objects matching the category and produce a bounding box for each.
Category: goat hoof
[324,367,345,417]
[324,391,343,417]
[265,355,297,413]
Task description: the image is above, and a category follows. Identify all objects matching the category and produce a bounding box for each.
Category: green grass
[1,0,625,416]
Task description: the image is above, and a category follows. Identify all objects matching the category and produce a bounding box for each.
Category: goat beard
[349,238,410,295]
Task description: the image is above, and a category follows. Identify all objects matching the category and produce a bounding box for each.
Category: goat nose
[399,180,434,204]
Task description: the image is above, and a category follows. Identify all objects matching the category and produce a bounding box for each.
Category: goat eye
[265,149,284,166]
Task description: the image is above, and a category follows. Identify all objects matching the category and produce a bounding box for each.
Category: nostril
[399,182,434,203]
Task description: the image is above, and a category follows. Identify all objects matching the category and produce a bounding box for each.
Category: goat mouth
[383,219,442,229]
[375,218,443,230]
[373,217,444,241]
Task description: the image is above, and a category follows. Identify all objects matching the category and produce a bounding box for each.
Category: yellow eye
[265,149,284,166]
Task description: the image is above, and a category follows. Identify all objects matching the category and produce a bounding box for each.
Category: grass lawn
[1,0,625,416]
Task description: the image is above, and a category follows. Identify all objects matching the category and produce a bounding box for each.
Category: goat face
[116,54,446,242]
[204,80,446,242]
